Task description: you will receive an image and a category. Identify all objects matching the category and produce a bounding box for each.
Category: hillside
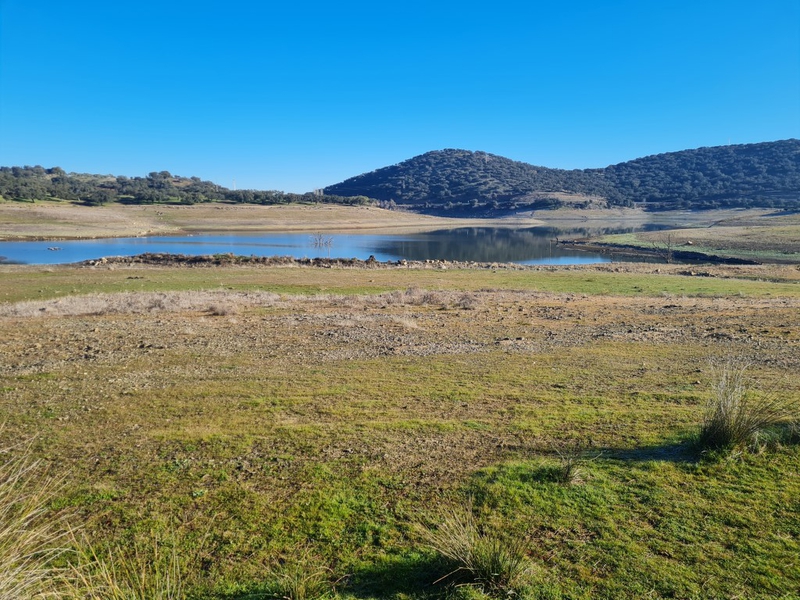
[2,140,798,214]
[325,140,800,213]
[324,149,613,213]
[603,140,800,210]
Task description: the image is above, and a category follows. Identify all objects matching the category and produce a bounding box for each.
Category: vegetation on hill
[603,140,800,210]
[0,166,370,207]
[325,150,609,210]
[325,149,614,213]
[2,139,798,213]
[325,140,800,213]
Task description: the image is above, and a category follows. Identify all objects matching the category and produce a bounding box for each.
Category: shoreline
[0,201,546,242]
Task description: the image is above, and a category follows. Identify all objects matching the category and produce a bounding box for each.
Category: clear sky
[1,0,798,193]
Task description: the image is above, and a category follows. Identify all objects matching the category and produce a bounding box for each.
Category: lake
[0,226,664,266]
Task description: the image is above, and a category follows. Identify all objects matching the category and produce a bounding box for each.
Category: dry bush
[207,303,238,317]
[456,293,480,310]
[419,290,448,306]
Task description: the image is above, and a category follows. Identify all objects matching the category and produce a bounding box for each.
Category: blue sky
[1,0,798,192]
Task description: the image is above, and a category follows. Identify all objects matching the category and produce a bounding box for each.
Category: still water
[0,227,658,266]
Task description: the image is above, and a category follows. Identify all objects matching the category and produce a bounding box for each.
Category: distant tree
[84,189,116,206]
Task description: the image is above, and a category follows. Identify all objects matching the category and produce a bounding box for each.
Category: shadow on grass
[216,552,450,600]
[342,552,452,599]
[594,440,698,464]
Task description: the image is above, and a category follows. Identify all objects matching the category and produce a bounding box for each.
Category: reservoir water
[0,226,658,266]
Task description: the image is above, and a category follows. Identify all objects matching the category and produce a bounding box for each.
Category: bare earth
[0,201,543,240]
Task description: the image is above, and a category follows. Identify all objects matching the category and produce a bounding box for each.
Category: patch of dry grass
[699,356,797,451]
[0,438,67,599]
[0,290,280,318]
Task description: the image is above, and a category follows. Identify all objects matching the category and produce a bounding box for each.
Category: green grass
[1,264,799,306]
[465,448,800,599]
[8,342,794,598]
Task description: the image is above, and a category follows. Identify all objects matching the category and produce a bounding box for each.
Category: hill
[324,139,800,213]
[2,140,798,214]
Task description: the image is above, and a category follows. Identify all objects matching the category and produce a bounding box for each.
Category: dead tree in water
[651,233,677,263]
[310,233,334,258]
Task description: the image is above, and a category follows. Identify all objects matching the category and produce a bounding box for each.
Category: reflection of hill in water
[375,226,665,263]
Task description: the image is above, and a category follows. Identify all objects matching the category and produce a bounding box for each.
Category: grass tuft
[553,447,585,485]
[698,357,797,452]
[265,548,335,600]
[420,502,531,597]
[62,532,186,600]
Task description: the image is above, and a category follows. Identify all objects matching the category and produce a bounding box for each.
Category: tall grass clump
[698,357,796,452]
[420,502,531,597]
[264,548,335,600]
[62,531,188,600]
[0,440,66,599]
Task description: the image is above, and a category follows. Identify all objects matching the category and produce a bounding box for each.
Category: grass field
[1,262,798,598]
[599,211,800,264]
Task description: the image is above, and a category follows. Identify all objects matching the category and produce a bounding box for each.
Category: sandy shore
[0,201,546,240]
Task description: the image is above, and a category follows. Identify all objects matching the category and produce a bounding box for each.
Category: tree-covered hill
[325,140,800,213]
[325,149,613,214]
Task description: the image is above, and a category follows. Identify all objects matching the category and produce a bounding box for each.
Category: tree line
[0,167,372,207]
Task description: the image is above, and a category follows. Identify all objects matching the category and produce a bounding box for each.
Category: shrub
[553,448,584,485]
[698,357,796,451]
[419,502,531,597]
[208,302,237,316]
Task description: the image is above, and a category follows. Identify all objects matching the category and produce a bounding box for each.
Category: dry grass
[1,264,799,597]
[0,439,67,600]
[265,549,335,600]
[0,287,488,318]
[0,202,533,241]
[0,290,280,318]
[61,533,186,600]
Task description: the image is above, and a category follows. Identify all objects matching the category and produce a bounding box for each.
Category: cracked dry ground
[1,289,798,509]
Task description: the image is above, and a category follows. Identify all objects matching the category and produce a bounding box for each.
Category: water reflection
[376,228,564,263]
[373,226,666,264]
[0,225,666,266]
